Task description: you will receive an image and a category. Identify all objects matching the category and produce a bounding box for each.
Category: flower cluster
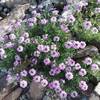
[0,0,100,99]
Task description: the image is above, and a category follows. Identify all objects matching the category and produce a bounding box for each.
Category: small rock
[74,46,99,59]
[43,96,52,100]
[89,93,100,100]
[94,82,100,95]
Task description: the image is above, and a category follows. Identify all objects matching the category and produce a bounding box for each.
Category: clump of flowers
[0,1,100,99]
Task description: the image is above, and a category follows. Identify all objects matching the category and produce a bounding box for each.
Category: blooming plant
[0,0,100,99]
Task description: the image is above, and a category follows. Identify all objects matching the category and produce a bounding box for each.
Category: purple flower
[41,19,48,25]
[54,67,61,74]
[70,91,78,98]
[18,36,25,44]
[41,79,48,87]
[94,8,100,13]
[13,60,20,67]
[31,58,37,65]
[65,66,72,72]
[24,38,31,44]
[79,68,87,76]
[44,58,51,65]
[60,24,70,33]
[50,16,57,23]
[59,91,67,99]
[91,63,99,70]
[23,32,29,38]
[0,48,5,55]
[42,34,48,40]
[20,70,28,77]
[79,81,88,91]
[34,50,40,57]
[83,21,92,30]
[83,57,92,65]
[52,10,59,15]
[65,72,73,80]
[51,50,60,58]
[55,87,62,93]
[80,41,86,49]
[91,27,98,33]
[59,63,66,70]
[66,58,75,66]
[9,34,16,40]
[15,55,21,61]
[67,15,75,23]
[52,80,60,89]
[29,68,36,76]
[17,46,24,52]
[20,80,28,88]
[64,41,73,48]
[53,36,60,42]
[43,45,50,53]
[37,44,44,52]
[33,75,41,83]
[48,83,54,89]
[75,63,81,70]
[72,41,80,49]
[49,69,55,76]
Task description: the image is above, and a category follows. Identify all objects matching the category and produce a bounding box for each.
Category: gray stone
[89,93,100,100]
[43,96,52,100]
[29,81,44,100]
[74,46,99,59]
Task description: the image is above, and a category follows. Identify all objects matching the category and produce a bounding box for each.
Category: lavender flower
[20,70,28,77]
[37,44,44,52]
[80,41,86,49]
[79,68,87,76]
[75,63,81,70]
[59,91,67,99]
[41,79,48,87]
[59,63,66,70]
[53,36,60,42]
[60,24,70,33]
[65,72,73,80]
[41,19,48,25]
[83,57,92,65]
[64,41,73,49]
[0,48,5,55]
[17,46,24,52]
[91,27,98,33]
[34,50,40,57]
[66,58,75,66]
[51,50,60,58]
[91,63,99,70]
[43,58,51,65]
[79,81,88,91]
[29,68,36,76]
[42,34,48,40]
[18,36,25,44]
[52,10,59,16]
[83,21,92,30]
[20,80,28,88]
[71,91,78,98]
[67,15,75,23]
[50,16,57,23]
[33,75,41,83]
[9,34,16,40]
[43,45,50,53]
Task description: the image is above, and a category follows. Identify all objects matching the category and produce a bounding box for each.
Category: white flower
[20,80,28,88]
